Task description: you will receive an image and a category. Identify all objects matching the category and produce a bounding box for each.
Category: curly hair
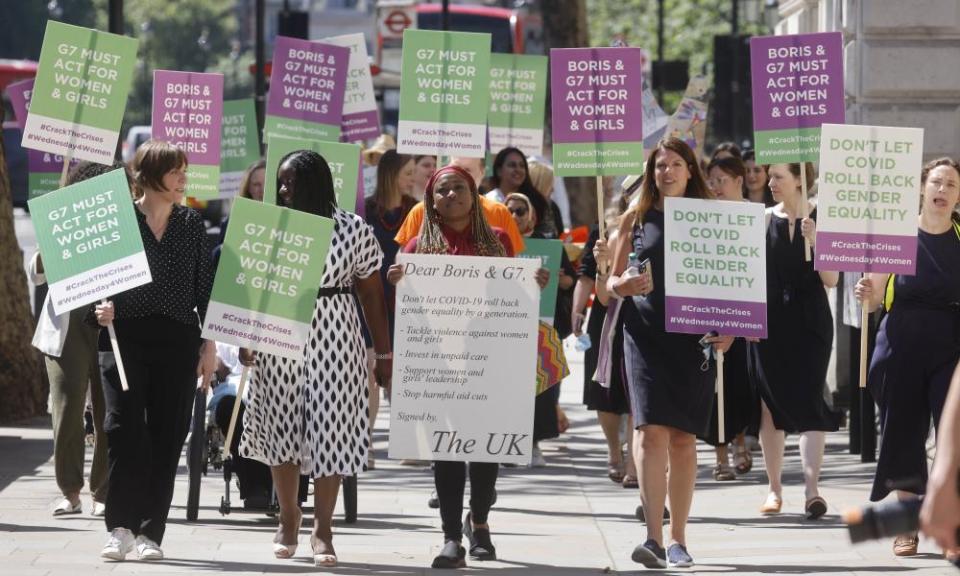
[417,165,506,257]
[67,160,136,197]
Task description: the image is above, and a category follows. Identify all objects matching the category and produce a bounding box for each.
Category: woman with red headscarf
[388,165,547,569]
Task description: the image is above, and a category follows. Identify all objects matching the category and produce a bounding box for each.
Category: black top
[888,226,960,313]
[111,203,214,327]
[579,226,600,280]
[623,208,667,331]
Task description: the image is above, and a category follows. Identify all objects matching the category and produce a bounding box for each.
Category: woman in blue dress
[855,157,960,558]
[608,137,733,569]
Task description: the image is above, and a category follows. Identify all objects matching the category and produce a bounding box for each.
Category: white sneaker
[136,535,164,560]
[530,445,546,468]
[91,501,106,517]
[101,528,135,560]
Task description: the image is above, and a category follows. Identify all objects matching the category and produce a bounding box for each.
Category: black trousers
[100,316,200,543]
[433,461,498,542]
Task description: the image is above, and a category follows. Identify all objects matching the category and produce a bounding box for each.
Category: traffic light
[712,34,753,146]
[278,10,309,40]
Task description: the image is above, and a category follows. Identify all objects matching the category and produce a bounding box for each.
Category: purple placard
[750,32,844,132]
[550,47,644,143]
[341,110,380,142]
[7,78,34,131]
[666,296,767,339]
[152,70,224,166]
[815,231,918,275]
[28,148,68,173]
[267,36,349,127]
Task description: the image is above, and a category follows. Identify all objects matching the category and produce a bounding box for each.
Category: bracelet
[374,352,393,360]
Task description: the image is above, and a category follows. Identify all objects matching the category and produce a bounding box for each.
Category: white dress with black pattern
[240,208,383,478]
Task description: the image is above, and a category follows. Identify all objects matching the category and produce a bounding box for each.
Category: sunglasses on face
[508,206,529,217]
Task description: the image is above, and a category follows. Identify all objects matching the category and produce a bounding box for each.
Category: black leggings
[433,461,498,542]
[100,316,199,544]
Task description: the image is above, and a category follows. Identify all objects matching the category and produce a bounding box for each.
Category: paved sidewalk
[1,349,955,575]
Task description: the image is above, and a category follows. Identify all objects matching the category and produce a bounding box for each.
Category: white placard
[815,123,924,274]
[664,197,767,338]
[388,253,540,464]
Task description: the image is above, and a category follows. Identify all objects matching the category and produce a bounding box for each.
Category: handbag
[536,321,570,395]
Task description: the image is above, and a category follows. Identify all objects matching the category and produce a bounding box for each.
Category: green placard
[28,169,151,314]
[519,238,562,323]
[263,135,361,212]
[488,53,547,156]
[221,99,261,173]
[396,29,492,157]
[24,21,138,164]
[28,172,61,199]
[202,197,334,359]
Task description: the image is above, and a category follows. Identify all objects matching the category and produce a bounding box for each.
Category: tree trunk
[0,107,46,423]
[541,0,598,229]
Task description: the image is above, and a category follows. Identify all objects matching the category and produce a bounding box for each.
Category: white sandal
[53,498,81,516]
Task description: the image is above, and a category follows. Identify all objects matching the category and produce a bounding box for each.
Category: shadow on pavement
[0,435,53,493]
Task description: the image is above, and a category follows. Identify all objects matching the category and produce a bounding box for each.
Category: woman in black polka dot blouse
[94,140,216,562]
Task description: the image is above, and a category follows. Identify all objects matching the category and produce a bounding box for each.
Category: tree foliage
[88,0,238,131]
[587,0,767,109]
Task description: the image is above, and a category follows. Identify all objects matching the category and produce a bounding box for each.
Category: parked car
[121,125,152,164]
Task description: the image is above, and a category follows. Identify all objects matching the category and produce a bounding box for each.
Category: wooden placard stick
[222,365,250,458]
[800,160,812,261]
[596,176,607,275]
[716,349,725,444]
[859,274,869,388]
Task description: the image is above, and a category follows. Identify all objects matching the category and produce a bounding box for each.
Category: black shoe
[635,505,670,522]
[463,512,497,560]
[431,540,466,569]
[631,538,667,568]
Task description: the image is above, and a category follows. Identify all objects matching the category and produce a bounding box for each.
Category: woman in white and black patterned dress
[238,150,392,568]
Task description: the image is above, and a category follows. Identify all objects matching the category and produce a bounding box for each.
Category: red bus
[0,59,38,92]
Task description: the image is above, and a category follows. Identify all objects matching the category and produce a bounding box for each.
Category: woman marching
[96,141,217,561]
[607,137,733,568]
[388,165,548,569]
[364,149,418,466]
[34,162,132,520]
[747,162,840,520]
[239,150,392,567]
[701,156,758,480]
[855,158,960,559]
[505,192,576,466]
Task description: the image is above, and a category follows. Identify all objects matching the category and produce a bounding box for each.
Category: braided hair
[417,165,506,257]
[67,160,136,198]
[276,149,336,218]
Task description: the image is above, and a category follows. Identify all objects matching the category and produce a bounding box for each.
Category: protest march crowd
[11,18,960,573]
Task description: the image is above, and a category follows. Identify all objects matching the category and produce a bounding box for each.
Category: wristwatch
[374,352,393,360]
